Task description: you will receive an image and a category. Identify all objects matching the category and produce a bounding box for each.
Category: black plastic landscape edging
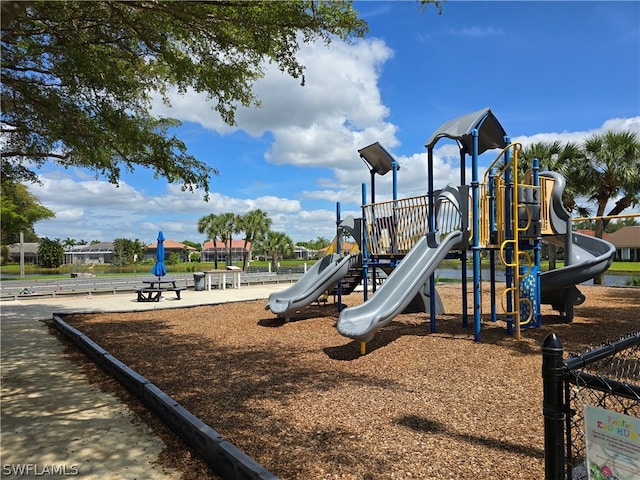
[52,314,280,480]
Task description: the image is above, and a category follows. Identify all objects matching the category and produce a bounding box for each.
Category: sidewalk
[1,285,288,479]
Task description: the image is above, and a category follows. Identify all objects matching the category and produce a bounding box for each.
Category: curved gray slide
[265,253,361,315]
[337,230,463,343]
[540,172,615,318]
[543,232,616,288]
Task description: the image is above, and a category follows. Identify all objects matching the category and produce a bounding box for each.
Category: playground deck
[60,284,639,480]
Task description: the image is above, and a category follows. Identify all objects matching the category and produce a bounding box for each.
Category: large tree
[574,131,640,236]
[197,213,222,269]
[1,1,368,192]
[0,178,54,244]
[239,209,272,271]
[219,212,241,267]
[37,237,64,268]
[572,130,640,284]
[257,230,294,272]
[112,237,145,266]
[519,141,586,270]
[519,140,586,215]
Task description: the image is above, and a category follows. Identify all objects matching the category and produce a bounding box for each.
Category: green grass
[0,258,316,280]
[2,257,638,281]
[539,261,640,273]
[440,258,640,274]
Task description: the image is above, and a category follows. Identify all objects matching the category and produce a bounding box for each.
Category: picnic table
[135,279,187,302]
[204,268,241,291]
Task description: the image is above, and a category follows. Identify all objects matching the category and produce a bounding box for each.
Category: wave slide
[337,230,463,343]
[265,253,361,315]
[540,172,615,319]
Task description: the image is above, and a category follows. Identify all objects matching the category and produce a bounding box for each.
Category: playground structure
[266,108,616,347]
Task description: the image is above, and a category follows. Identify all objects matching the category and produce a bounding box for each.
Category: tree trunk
[548,244,557,271]
[242,240,250,271]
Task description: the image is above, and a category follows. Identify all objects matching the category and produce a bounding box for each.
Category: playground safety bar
[52,315,280,480]
[362,193,466,257]
[362,195,430,255]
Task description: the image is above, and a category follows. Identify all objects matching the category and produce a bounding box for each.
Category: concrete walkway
[1,284,288,479]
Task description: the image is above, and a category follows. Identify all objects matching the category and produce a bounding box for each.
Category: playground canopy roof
[358,142,398,176]
[425,107,509,155]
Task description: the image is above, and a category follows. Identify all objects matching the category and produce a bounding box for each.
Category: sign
[584,405,640,480]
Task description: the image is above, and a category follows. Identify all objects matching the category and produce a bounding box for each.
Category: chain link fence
[542,331,640,480]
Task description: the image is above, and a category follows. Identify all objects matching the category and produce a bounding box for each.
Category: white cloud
[152,37,398,172]
[28,19,640,246]
[28,113,639,245]
[512,116,640,147]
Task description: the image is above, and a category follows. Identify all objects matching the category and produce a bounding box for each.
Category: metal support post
[542,333,566,480]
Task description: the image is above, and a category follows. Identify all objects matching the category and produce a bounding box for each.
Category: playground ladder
[482,143,540,340]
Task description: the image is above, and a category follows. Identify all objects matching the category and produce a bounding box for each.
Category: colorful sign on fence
[584,405,640,480]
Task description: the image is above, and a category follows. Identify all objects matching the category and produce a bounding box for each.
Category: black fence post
[542,333,566,480]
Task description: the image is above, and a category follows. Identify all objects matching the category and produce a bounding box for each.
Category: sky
[28,1,640,247]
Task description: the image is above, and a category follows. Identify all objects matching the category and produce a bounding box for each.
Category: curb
[52,315,280,480]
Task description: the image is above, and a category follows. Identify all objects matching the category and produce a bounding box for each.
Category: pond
[435,267,635,287]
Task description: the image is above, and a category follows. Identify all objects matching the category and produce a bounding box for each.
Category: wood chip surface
[60,284,640,480]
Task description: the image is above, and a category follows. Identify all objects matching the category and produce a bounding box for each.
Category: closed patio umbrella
[151,231,167,280]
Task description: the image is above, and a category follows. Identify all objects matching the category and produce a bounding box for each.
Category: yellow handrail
[482,142,530,340]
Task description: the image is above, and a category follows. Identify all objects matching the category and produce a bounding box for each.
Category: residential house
[294,245,318,260]
[569,226,639,262]
[146,239,197,263]
[65,242,115,265]
[8,243,40,264]
[201,239,251,263]
[605,226,640,262]
[318,241,357,257]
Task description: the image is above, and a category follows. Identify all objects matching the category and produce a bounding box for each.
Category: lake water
[435,268,635,287]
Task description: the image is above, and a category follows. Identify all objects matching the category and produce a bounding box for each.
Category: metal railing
[0,271,303,301]
[362,195,430,256]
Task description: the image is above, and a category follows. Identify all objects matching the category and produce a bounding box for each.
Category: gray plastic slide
[265,253,361,315]
[540,172,615,318]
[337,230,463,343]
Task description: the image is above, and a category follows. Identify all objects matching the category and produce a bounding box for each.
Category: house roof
[573,227,639,248]
[147,240,197,251]
[67,242,114,253]
[8,242,39,254]
[202,239,251,250]
[319,242,355,254]
[605,226,640,248]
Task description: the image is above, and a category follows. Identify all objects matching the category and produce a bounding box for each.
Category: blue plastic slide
[337,230,463,343]
[265,253,361,315]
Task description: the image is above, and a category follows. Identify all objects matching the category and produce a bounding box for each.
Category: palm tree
[574,130,640,283]
[239,209,272,271]
[258,230,294,272]
[197,213,222,269]
[311,236,331,251]
[577,131,640,233]
[520,140,586,213]
[219,212,240,267]
[62,237,77,250]
[519,141,586,270]
[133,239,146,263]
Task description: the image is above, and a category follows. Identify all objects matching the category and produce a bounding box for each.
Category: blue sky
[29,1,640,246]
